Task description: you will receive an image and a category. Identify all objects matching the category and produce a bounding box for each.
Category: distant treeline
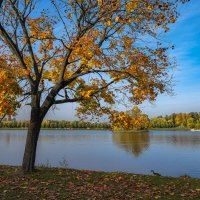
[150,112,200,129]
[1,112,200,130]
[0,120,111,129]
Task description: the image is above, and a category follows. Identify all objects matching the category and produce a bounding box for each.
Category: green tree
[187,118,195,129]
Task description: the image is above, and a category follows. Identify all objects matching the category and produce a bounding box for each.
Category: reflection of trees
[112,132,200,158]
[112,132,150,157]
[151,133,200,147]
[2,130,200,155]
[0,131,27,145]
[0,130,111,143]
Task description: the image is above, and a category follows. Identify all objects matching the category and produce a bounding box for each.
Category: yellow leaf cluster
[126,1,139,12]
[0,71,22,116]
[111,106,150,131]
[80,89,95,99]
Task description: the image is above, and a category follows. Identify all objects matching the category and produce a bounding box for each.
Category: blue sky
[140,0,200,117]
[17,0,200,120]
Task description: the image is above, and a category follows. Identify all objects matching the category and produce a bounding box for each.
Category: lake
[1,130,200,178]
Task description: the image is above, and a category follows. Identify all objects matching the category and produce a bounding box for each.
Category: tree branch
[54,80,115,104]
[0,0,4,8]
[10,1,40,81]
[0,24,34,86]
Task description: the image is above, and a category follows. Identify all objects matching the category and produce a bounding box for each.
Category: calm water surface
[1,130,200,178]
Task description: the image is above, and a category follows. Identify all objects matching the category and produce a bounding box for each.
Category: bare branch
[54,80,115,104]
[10,0,40,80]
[0,114,6,123]
[52,0,71,41]
[0,24,34,85]
[0,0,4,8]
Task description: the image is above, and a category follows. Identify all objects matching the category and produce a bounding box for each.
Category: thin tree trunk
[22,83,60,172]
[22,107,42,172]
[22,90,43,172]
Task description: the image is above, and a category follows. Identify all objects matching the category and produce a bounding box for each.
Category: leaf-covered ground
[1,166,200,200]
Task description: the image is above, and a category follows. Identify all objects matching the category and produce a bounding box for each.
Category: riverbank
[0,128,110,131]
[112,129,148,133]
[1,166,200,200]
[150,127,190,131]
[0,127,191,131]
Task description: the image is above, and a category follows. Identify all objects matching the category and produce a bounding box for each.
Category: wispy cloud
[142,1,200,117]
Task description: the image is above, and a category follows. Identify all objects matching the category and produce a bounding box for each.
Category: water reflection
[112,131,200,157]
[150,132,200,147]
[1,130,200,177]
[112,132,150,157]
[0,130,110,144]
[0,131,26,145]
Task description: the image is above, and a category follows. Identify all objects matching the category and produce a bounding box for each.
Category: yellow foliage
[0,0,186,122]
[67,13,72,19]
[126,1,139,12]
[97,0,103,6]
[111,106,150,131]
[0,70,22,117]
[115,16,120,22]
[107,20,111,26]
[80,89,95,99]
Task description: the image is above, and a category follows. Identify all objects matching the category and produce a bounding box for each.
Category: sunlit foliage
[151,112,200,129]
[0,0,189,170]
[111,106,150,130]
[0,0,188,119]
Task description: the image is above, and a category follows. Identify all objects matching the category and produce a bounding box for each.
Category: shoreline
[0,127,191,131]
[0,128,111,131]
[149,128,190,131]
[112,129,149,133]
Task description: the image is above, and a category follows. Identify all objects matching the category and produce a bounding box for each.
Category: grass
[1,165,200,200]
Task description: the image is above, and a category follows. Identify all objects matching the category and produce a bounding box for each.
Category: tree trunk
[22,118,41,172]
[22,84,60,172]
[22,95,42,172]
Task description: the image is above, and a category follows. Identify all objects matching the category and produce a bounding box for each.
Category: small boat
[191,129,200,132]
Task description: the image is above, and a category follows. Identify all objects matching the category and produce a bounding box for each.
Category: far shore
[0,127,191,131]
[149,127,190,131]
[0,128,111,131]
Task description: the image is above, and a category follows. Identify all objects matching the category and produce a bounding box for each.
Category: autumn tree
[111,106,150,130]
[0,0,189,171]
[0,66,22,122]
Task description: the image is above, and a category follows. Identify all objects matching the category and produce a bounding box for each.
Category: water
[1,129,200,178]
